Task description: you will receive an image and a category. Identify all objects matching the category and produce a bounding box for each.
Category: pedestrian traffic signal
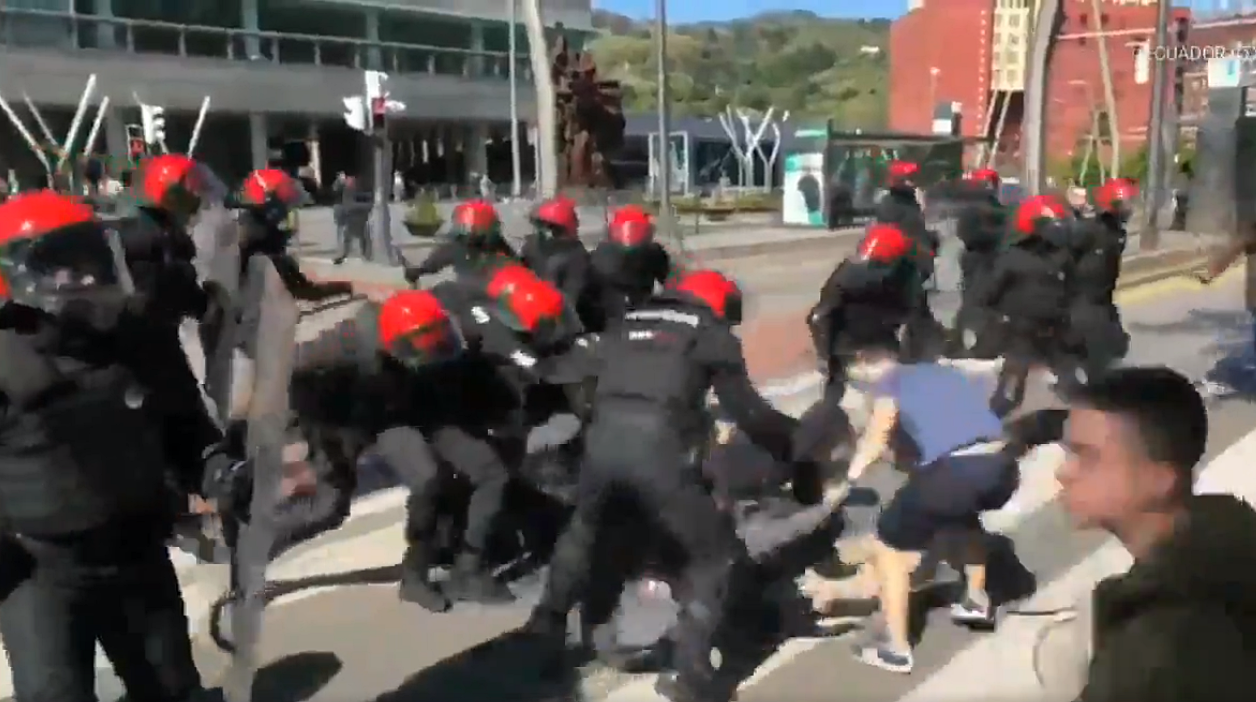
[139,104,166,146]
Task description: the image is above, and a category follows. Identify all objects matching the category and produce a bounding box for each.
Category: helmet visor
[387,316,465,369]
[0,220,133,314]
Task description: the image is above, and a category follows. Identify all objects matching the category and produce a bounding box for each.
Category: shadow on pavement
[375,629,584,702]
[201,651,344,702]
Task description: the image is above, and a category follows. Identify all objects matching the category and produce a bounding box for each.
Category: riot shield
[196,208,244,423]
[222,254,299,702]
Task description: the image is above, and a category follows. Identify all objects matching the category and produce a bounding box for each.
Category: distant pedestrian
[334,175,372,264]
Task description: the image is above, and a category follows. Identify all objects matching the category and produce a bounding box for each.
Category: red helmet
[1093,178,1138,215]
[449,199,501,241]
[240,168,306,227]
[1014,195,1068,236]
[377,289,463,367]
[0,190,131,316]
[532,196,579,237]
[887,160,920,187]
[966,168,1000,188]
[667,269,744,324]
[132,153,224,222]
[608,205,654,247]
[856,223,915,264]
[486,264,570,337]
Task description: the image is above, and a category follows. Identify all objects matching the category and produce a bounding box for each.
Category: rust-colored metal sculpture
[551,33,625,189]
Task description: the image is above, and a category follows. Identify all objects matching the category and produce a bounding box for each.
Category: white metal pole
[655,0,672,216]
[0,94,50,174]
[83,96,111,158]
[58,74,98,171]
[743,106,774,190]
[521,0,558,196]
[718,107,747,188]
[22,93,57,146]
[188,96,212,157]
[508,0,522,198]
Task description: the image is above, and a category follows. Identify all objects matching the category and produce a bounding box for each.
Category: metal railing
[0,7,533,81]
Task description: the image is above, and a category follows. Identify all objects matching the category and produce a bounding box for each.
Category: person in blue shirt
[839,341,1020,674]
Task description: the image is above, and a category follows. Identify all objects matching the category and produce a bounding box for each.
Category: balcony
[0,7,538,120]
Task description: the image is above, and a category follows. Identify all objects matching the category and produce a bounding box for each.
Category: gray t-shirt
[874,363,1003,466]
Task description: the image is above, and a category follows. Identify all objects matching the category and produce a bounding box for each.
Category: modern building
[0,0,593,190]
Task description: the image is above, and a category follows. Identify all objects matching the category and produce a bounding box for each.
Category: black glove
[403,266,422,285]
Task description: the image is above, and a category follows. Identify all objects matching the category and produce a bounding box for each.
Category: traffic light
[139,103,165,146]
[342,96,366,131]
[364,70,388,132]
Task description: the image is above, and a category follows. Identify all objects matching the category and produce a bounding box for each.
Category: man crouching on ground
[834,341,1019,674]
[1056,366,1256,702]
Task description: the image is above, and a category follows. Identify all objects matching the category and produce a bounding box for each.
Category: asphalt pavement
[57,269,1250,702]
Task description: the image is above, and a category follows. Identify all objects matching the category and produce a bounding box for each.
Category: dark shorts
[876,449,1019,552]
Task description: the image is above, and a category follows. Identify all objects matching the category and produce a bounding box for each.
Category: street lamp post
[1142,0,1172,252]
[655,0,672,236]
[508,0,522,197]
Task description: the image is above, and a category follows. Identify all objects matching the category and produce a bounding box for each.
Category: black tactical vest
[0,329,169,537]
[594,304,705,419]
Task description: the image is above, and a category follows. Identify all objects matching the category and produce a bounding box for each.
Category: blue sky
[593,0,910,23]
[593,0,1224,24]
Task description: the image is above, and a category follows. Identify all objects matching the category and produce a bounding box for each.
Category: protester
[1056,366,1256,702]
[1055,371,1256,698]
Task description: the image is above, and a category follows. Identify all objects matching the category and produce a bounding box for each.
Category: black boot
[444,551,516,604]
[398,545,450,612]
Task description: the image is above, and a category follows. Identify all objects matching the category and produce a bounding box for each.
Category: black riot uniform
[526,270,797,702]
[289,272,576,609]
[950,171,1008,357]
[521,196,596,324]
[979,195,1076,417]
[0,192,229,702]
[402,199,517,285]
[589,205,674,327]
[808,223,922,400]
[1065,180,1133,382]
[875,162,942,359]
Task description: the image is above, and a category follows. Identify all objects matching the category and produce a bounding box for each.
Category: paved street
[89,272,1254,702]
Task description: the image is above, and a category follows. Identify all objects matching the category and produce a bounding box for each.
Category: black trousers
[0,531,200,702]
[991,318,1073,417]
[376,425,510,556]
[535,410,747,687]
[337,218,371,260]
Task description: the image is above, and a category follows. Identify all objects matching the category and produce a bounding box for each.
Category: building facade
[1045,0,1190,166]
[0,0,593,190]
[1179,14,1256,140]
[889,0,994,142]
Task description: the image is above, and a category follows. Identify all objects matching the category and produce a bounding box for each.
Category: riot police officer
[807,223,921,399]
[525,269,798,702]
[980,195,1076,416]
[403,199,517,284]
[1066,178,1133,382]
[0,191,229,702]
[950,168,1007,357]
[290,266,577,609]
[874,160,942,359]
[233,168,352,304]
[589,205,675,326]
[521,196,590,297]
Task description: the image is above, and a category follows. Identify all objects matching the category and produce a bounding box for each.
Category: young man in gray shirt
[841,341,1018,674]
